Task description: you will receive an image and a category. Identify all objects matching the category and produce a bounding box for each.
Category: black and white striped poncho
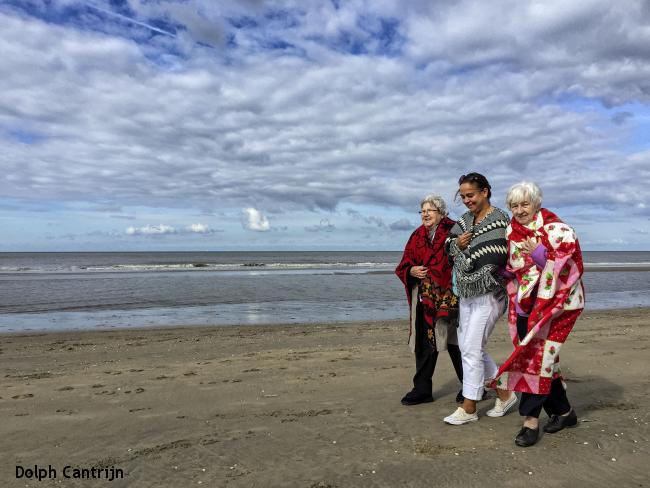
[445,207,509,299]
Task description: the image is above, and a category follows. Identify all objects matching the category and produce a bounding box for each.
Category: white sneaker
[444,407,479,425]
[486,392,518,417]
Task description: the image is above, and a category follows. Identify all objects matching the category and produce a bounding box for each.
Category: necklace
[472,206,494,227]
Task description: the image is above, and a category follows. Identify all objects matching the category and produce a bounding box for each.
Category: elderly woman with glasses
[490,181,585,447]
[395,194,464,406]
[443,172,516,425]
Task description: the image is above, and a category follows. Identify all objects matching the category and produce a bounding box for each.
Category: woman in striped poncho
[443,172,517,425]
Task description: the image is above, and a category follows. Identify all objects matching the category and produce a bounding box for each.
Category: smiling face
[420,202,443,230]
[510,200,538,225]
[458,182,490,215]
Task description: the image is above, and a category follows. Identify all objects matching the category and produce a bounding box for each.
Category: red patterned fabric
[395,218,458,349]
[490,208,585,394]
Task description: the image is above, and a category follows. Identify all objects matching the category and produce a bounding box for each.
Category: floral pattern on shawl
[395,218,458,352]
[490,208,585,395]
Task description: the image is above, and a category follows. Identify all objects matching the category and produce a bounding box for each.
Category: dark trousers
[413,303,463,395]
[517,315,571,418]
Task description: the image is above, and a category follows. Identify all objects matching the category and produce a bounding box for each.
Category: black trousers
[412,303,463,395]
[517,314,571,418]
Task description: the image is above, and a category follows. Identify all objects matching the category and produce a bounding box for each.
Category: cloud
[347,210,388,228]
[389,218,414,231]
[126,224,176,235]
[611,111,634,125]
[187,223,210,233]
[243,207,270,231]
[124,222,221,236]
[305,218,335,232]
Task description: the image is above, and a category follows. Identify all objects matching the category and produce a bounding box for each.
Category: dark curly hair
[455,172,492,200]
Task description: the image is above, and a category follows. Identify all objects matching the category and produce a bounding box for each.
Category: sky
[1,0,650,252]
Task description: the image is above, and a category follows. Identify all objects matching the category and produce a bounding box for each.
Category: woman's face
[510,200,538,225]
[420,202,443,229]
[458,182,489,214]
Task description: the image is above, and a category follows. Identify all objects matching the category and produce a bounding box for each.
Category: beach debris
[528,472,533,475]
[611,458,616,462]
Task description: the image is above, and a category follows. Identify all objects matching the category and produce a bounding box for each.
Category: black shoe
[401,390,433,406]
[515,427,539,447]
[543,409,578,433]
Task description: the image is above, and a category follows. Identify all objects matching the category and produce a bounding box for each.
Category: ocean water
[0,251,649,333]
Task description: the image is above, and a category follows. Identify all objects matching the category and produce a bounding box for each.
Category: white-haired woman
[395,195,463,406]
[490,181,585,447]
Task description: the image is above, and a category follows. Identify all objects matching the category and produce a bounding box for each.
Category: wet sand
[1,308,648,487]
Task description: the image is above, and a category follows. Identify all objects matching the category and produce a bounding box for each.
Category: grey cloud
[389,218,414,231]
[305,219,335,232]
[611,111,633,125]
[346,210,388,229]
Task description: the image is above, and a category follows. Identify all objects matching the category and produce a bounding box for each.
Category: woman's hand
[456,232,472,250]
[519,237,539,254]
[409,266,428,280]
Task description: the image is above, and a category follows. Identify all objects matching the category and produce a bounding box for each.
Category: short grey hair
[420,194,448,216]
[506,181,543,211]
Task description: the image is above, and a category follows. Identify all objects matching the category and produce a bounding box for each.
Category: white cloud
[126,224,176,235]
[187,223,209,233]
[243,207,270,232]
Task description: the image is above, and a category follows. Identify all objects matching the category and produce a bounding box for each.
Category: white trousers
[457,292,505,401]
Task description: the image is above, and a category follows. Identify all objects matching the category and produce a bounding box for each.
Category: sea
[1,251,649,333]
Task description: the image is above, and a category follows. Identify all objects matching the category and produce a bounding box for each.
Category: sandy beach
[1,308,648,487]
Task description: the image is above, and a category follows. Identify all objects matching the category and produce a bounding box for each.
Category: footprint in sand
[12,394,34,399]
[58,386,74,391]
[91,384,105,388]
[155,375,174,380]
[56,409,76,415]
[129,407,151,413]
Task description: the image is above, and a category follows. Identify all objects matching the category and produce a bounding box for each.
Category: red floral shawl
[490,208,585,395]
[395,218,458,352]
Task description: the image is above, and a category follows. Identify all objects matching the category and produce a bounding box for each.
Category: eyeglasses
[419,209,439,214]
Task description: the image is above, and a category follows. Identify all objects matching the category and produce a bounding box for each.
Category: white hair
[420,194,448,216]
[506,181,543,210]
